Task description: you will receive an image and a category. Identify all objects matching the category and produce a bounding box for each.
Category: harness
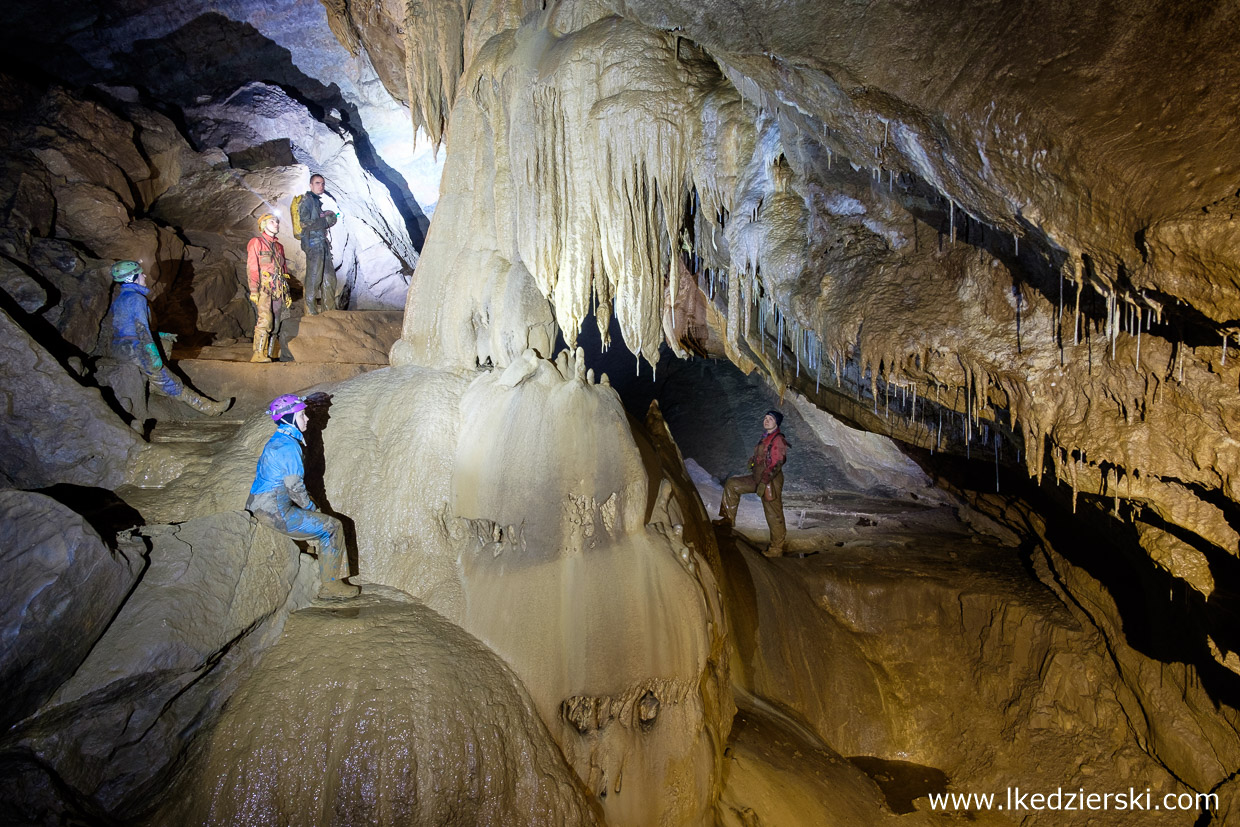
[255,235,292,308]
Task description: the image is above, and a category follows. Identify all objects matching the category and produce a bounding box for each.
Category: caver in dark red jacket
[717,409,789,555]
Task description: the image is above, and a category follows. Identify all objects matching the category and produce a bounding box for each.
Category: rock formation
[2,0,1240,824]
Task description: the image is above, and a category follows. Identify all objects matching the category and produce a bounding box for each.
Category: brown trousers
[254,292,284,349]
[720,471,786,550]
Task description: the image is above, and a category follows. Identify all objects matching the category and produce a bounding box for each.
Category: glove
[249,292,259,305]
[158,331,178,344]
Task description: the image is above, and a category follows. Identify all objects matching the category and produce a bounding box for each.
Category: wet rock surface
[154,591,600,827]
[1,510,317,821]
[0,305,140,489]
[0,490,142,732]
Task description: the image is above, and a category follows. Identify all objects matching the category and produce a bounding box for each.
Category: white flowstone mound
[450,349,731,826]
[143,350,733,826]
[156,592,600,827]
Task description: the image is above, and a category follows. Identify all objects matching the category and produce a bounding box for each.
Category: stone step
[150,359,381,420]
[285,309,402,364]
[148,419,246,444]
[155,309,404,418]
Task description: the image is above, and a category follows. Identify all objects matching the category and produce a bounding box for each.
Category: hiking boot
[182,390,233,416]
[250,332,272,363]
[317,579,361,600]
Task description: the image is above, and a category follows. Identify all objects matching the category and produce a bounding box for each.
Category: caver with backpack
[291,173,339,315]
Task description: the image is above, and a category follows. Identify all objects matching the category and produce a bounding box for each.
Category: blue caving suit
[110,281,184,398]
[246,422,345,568]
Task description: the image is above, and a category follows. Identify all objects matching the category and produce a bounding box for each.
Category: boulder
[154,592,600,827]
[11,511,317,818]
[286,309,402,364]
[0,305,140,489]
[0,490,142,731]
[27,238,112,353]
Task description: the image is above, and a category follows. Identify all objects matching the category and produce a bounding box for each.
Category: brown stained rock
[0,306,139,489]
[718,534,1203,826]
[285,309,403,365]
[0,490,142,731]
[7,172,55,237]
[717,705,919,827]
[1136,521,1216,598]
[1036,539,1240,797]
[50,181,132,258]
[152,593,600,827]
[1138,196,1240,326]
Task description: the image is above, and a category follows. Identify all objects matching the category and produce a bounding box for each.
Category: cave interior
[2,0,1240,824]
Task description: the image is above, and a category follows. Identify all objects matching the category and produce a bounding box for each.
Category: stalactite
[994,434,1000,493]
[1071,454,1079,514]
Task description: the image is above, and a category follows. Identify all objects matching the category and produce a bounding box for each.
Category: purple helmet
[268,394,306,422]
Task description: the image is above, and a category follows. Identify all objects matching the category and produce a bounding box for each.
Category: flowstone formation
[131,349,732,825]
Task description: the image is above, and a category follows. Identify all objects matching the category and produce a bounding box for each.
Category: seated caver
[246,394,360,600]
[107,260,231,418]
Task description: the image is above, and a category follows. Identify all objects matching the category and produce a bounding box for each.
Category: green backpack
[290,194,305,240]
